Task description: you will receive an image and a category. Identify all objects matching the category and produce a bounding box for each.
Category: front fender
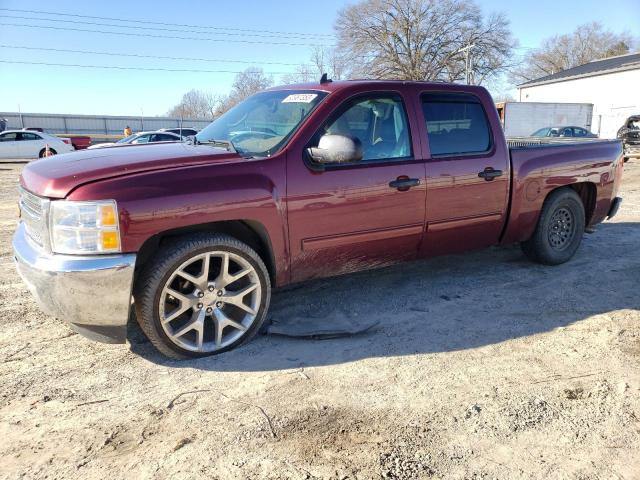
[67,157,289,285]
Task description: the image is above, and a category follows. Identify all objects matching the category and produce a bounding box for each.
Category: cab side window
[422,93,491,156]
[319,95,411,162]
[20,132,40,141]
[0,133,18,142]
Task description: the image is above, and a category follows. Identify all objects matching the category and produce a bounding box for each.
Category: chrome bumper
[12,222,136,343]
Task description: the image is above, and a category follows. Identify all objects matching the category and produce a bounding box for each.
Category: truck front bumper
[13,223,136,343]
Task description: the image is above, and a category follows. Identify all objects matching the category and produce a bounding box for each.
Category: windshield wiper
[193,138,237,153]
[191,137,255,158]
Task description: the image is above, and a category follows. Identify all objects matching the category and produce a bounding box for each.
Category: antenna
[320,73,332,84]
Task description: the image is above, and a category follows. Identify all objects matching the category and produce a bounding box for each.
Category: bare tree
[334,0,516,84]
[167,89,218,119]
[216,67,274,115]
[310,46,349,80]
[511,22,636,84]
[280,64,317,84]
[281,46,349,84]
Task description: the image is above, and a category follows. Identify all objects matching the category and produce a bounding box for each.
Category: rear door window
[421,93,491,156]
[20,132,41,141]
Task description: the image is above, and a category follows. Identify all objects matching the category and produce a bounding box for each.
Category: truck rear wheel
[521,188,585,265]
[134,234,271,359]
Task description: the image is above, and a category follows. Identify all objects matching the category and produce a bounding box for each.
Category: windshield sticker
[282,93,318,103]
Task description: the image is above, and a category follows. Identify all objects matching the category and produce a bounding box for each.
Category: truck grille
[19,188,49,248]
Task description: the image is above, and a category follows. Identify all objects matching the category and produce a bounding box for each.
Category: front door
[417,91,510,256]
[287,92,426,282]
[0,132,20,158]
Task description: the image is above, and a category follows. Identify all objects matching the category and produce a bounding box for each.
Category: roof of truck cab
[268,79,487,93]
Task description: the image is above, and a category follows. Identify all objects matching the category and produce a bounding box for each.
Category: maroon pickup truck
[14,80,624,359]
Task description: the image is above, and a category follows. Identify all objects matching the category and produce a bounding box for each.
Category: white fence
[1,112,212,135]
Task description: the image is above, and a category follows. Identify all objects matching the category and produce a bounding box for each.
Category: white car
[87,131,182,149]
[0,130,74,159]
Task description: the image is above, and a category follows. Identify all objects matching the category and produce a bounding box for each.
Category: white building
[517,52,640,139]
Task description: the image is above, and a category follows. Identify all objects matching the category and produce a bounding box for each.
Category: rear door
[18,132,46,158]
[416,90,510,256]
[286,90,427,282]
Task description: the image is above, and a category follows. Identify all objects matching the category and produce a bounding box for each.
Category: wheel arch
[501,181,598,245]
[134,220,276,285]
[537,182,596,228]
[566,182,597,227]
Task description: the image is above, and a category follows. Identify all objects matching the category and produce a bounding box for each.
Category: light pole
[458,43,476,85]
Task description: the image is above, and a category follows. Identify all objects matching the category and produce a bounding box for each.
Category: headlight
[49,200,121,254]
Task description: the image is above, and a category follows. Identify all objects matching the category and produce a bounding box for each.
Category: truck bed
[502,138,624,245]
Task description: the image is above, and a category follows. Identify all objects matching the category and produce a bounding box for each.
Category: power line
[0,7,334,39]
[0,44,310,67]
[0,59,293,75]
[0,15,331,41]
[0,22,333,47]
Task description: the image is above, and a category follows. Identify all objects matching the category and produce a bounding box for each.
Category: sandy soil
[0,161,638,480]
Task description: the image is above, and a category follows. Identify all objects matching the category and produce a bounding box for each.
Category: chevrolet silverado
[14,79,624,358]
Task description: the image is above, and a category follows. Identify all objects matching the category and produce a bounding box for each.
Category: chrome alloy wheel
[159,251,262,353]
[548,207,576,250]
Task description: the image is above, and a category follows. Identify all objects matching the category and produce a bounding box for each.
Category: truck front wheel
[521,188,585,265]
[134,234,271,359]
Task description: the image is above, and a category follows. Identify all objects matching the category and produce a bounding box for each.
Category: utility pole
[458,43,476,85]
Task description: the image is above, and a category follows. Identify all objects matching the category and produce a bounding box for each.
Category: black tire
[38,148,57,158]
[521,188,585,265]
[133,233,271,359]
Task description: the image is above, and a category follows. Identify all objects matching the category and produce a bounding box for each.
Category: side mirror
[306,134,363,170]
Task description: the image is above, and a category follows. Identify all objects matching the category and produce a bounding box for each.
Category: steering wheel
[231,130,279,143]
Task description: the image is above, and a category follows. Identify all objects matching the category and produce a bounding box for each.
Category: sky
[0,0,638,116]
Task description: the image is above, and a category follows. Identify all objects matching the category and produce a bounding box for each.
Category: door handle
[389,176,420,191]
[478,168,503,181]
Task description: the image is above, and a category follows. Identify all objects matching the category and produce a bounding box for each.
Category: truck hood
[20,142,242,198]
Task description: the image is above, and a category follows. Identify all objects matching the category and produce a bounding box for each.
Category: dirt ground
[0,160,638,480]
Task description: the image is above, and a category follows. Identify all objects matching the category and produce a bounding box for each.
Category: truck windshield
[196,90,327,157]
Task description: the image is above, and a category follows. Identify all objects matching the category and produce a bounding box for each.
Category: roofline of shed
[517,63,640,89]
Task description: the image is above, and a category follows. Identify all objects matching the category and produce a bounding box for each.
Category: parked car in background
[22,128,92,150]
[87,131,182,149]
[617,115,640,161]
[13,80,624,359]
[0,130,74,159]
[531,126,597,138]
[64,135,92,150]
[158,127,199,137]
